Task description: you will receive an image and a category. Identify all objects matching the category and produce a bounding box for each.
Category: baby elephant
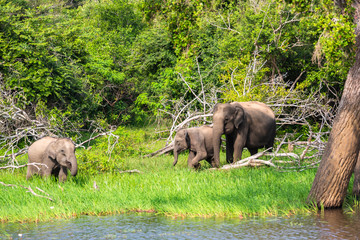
[173,125,215,169]
[27,137,78,182]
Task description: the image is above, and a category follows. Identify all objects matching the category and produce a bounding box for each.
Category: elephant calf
[27,136,78,182]
[173,125,215,169]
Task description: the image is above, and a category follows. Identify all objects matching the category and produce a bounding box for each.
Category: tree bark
[307,2,360,208]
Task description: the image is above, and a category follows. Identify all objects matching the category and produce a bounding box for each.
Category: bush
[77,126,154,175]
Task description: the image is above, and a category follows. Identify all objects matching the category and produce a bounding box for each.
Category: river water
[1,209,360,239]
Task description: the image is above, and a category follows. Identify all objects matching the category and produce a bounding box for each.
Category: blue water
[1,209,360,239]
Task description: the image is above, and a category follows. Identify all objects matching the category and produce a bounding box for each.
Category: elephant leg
[233,134,246,162]
[52,166,60,177]
[26,163,40,179]
[205,157,212,166]
[353,153,360,198]
[206,157,216,168]
[26,166,34,180]
[58,166,68,182]
[187,151,196,167]
[190,151,207,169]
[42,165,53,178]
[226,135,235,164]
[248,148,258,156]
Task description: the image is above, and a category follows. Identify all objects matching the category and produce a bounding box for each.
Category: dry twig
[118,169,142,174]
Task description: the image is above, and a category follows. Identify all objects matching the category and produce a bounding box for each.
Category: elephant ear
[47,141,57,160]
[213,103,219,113]
[234,106,245,129]
[185,130,191,148]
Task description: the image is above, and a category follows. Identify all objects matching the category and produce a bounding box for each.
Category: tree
[307,1,360,208]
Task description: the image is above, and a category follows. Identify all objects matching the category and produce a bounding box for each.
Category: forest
[1,0,355,127]
[0,0,359,222]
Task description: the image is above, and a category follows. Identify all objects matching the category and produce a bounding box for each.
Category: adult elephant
[212,101,276,167]
[26,137,78,182]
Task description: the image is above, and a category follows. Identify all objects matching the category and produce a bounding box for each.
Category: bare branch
[118,169,142,174]
[21,185,54,201]
[0,181,17,187]
[0,163,48,170]
[0,182,54,201]
[144,142,174,157]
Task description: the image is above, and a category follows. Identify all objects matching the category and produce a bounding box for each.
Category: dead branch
[0,163,48,170]
[215,149,274,170]
[0,182,54,201]
[0,181,17,187]
[118,169,142,174]
[35,187,51,196]
[75,132,110,148]
[21,185,54,201]
[144,142,174,158]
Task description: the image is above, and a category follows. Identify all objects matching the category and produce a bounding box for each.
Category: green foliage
[1,1,85,105]
[77,126,152,175]
[0,0,356,128]
[299,0,355,95]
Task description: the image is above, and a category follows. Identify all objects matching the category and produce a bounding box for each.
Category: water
[1,209,360,239]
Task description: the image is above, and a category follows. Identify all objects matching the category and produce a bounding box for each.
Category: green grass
[1,153,319,223]
[0,127,357,223]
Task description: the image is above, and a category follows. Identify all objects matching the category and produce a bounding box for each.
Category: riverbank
[0,155,337,223]
[1,127,358,223]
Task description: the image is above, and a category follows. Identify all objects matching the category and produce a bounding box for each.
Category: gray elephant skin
[173,125,216,169]
[212,101,276,167]
[27,136,78,182]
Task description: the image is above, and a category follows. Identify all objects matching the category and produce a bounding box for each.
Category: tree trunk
[307,2,360,208]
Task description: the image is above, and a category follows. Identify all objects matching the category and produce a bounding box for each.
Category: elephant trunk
[213,127,223,168]
[173,148,179,166]
[69,157,78,176]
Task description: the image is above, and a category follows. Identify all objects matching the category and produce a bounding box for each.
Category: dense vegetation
[0,0,355,127]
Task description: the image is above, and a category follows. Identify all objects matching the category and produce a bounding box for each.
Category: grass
[1,155,317,222]
[0,127,357,223]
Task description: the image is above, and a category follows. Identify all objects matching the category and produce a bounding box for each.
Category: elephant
[173,125,216,169]
[26,136,78,182]
[212,101,276,167]
[352,154,360,197]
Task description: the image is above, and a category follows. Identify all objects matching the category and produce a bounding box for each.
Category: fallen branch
[0,181,17,187]
[75,132,113,148]
[118,169,142,174]
[0,182,53,201]
[21,185,54,201]
[216,150,275,170]
[0,162,48,170]
[209,148,309,170]
[144,142,174,158]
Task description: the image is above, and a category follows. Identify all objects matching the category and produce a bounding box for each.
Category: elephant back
[28,136,58,161]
